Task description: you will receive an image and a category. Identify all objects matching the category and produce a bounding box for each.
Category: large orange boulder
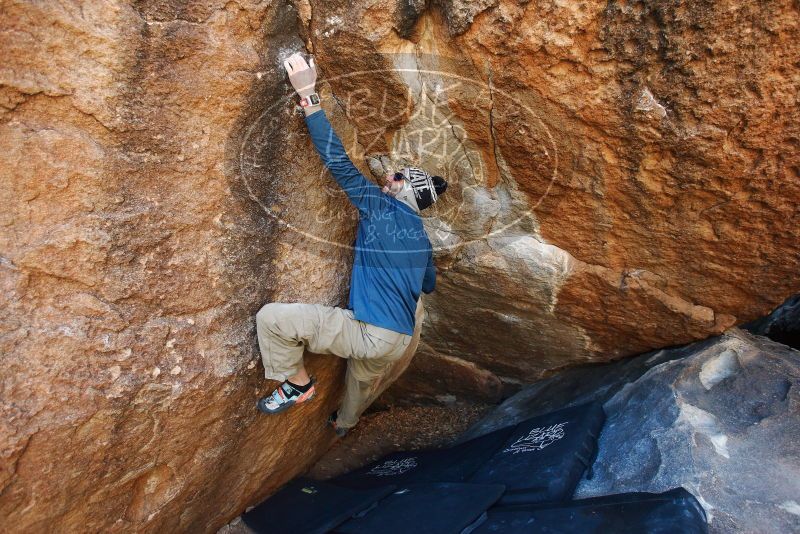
[1,0,798,532]
[297,0,799,395]
[0,1,361,531]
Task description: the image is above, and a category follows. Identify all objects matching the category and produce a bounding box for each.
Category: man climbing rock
[255,53,447,436]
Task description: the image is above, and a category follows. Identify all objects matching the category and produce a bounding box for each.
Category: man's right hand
[283,52,317,97]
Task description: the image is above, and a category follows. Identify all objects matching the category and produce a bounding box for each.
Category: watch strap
[299,93,320,107]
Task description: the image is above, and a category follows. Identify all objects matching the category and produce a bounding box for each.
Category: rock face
[2,0,798,532]
[462,328,800,534]
[577,329,800,533]
[0,1,375,532]
[299,0,800,397]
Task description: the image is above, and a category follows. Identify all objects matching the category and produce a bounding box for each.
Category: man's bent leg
[336,357,395,429]
[256,302,413,426]
[256,302,320,382]
[336,299,425,429]
[256,302,367,381]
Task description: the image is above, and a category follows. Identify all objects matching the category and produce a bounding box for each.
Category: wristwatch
[299,93,320,107]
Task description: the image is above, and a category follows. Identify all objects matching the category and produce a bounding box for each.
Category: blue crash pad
[462,487,708,534]
[334,482,506,534]
[241,477,395,534]
[470,402,605,502]
[332,425,515,490]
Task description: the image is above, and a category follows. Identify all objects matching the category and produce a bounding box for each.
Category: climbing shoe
[257,378,316,415]
[327,410,348,438]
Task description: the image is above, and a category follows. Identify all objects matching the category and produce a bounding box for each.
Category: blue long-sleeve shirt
[305,110,435,335]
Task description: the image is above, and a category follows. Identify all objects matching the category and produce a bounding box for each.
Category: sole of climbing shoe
[327,410,348,437]
[257,386,316,415]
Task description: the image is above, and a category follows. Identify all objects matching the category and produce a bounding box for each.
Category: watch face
[309,93,320,105]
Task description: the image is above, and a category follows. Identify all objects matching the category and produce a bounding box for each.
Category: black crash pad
[334,482,506,534]
[241,478,395,534]
[332,425,515,490]
[462,487,708,534]
[470,402,605,502]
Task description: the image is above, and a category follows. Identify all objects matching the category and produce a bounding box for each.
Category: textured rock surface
[302,0,800,394]
[2,0,799,531]
[1,1,380,532]
[577,330,800,533]
[462,328,800,533]
[377,340,506,406]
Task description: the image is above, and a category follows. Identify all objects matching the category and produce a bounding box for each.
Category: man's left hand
[283,52,317,97]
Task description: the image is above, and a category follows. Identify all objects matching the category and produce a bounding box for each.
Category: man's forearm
[285,53,376,209]
[304,108,380,212]
[303,103,322,117]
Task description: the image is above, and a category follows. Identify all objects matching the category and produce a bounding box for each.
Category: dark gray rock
[462,329,800,533]
[458,336,711,442]
[745,294,800,350]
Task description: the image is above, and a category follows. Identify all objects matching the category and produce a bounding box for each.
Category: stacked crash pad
[240,478,395,534]
[242,402,708,533]
[332,422,516,490]
[462,488,708,534]
[469,402,605,503]
[334,482,506,534]
[333,402,604,501]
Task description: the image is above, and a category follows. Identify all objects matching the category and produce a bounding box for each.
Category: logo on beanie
[405,167,448,210]
[239,52,558,251]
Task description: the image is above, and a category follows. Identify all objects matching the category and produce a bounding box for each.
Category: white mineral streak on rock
[635,87,668,118]
[109,366,121,381]
[677,403,730,459]
[698,348,739,390]
[778,501,800,516]
[693,491,716,525]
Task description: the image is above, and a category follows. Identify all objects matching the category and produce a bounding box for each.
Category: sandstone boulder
[2,0,799,531]
[1,1,364,531]
[299,0,800,395]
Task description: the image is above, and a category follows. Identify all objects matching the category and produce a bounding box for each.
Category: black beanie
[406,167,448,210]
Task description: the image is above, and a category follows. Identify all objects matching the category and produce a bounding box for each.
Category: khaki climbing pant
[256,301,420,429]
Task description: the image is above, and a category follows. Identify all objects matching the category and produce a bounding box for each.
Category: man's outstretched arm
[284,53,380,213]
[304,111,381,213]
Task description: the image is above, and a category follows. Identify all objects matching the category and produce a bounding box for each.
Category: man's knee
[256,302,295,331]
[256,302,313,337]
[256,302,278,328]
